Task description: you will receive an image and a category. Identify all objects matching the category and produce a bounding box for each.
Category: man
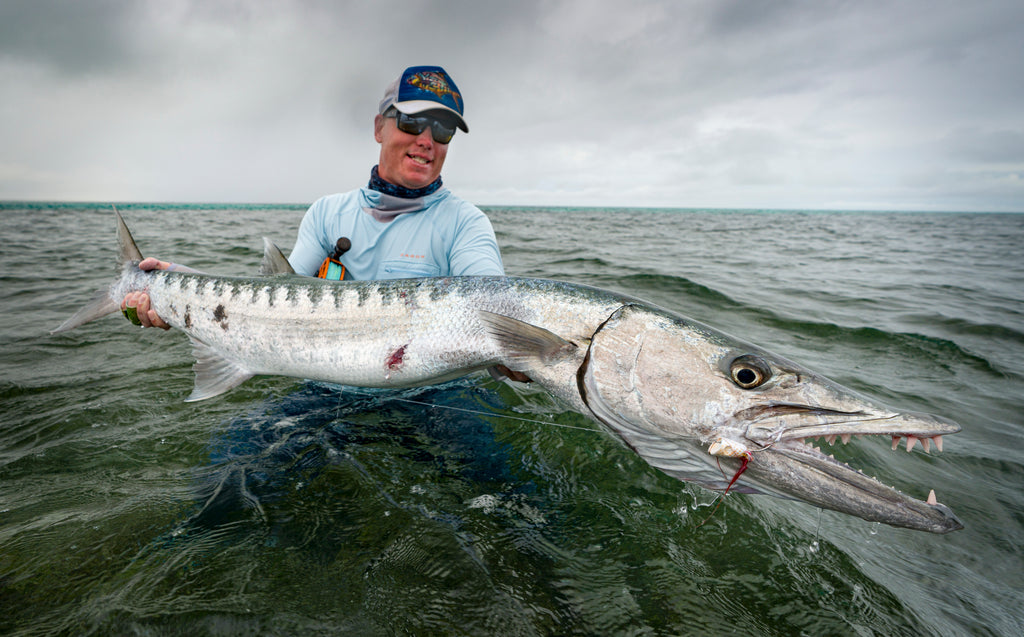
[287,65,504,281]
[121,66,527,381]
[123,65,500,324]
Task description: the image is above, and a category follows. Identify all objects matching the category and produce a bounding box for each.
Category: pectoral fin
[477,311,577,368]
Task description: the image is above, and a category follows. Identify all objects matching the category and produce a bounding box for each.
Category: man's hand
[120,257,172,330]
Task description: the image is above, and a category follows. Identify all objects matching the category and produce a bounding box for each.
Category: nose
[414,128,434,147]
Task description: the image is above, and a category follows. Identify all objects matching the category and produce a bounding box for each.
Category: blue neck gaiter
[367,165,442,198]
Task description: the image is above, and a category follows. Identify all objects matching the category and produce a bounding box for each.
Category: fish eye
[729,355,772,389]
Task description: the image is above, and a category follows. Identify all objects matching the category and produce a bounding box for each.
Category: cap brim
[394,100,469,132]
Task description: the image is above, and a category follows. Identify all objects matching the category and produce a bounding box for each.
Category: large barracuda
[54,212,963,533]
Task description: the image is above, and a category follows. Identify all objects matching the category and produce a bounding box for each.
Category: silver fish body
[52,212,963,533]
[112,267,622,402]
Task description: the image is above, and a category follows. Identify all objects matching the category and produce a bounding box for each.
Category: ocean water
[1,201,1023,636]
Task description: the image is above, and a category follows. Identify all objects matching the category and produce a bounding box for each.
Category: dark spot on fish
[214,304,228,330]
[357,285,372,307]
[184,305,192,329]
[378,282,396,305]
[399,289,418,310]
[306,282,324,306]
[386,344,408,370]
[428,279,455,301]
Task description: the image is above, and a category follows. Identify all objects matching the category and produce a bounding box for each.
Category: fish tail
[50,207,142,334]
[115,206,144,264]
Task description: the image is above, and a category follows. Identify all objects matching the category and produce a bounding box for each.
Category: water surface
[1,202,1022,635]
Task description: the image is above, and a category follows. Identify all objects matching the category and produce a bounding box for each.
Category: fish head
[580,304,963,534]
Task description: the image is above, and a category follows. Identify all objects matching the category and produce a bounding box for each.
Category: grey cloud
[0,0,1022,210]
[0,0,145,75]
[941,128,1024,165]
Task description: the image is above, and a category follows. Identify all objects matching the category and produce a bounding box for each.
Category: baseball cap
[378,66,468,132]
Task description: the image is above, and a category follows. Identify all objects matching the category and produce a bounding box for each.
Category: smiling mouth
[408,154,431,165]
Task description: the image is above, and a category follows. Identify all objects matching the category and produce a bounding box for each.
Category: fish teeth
[840,433,851,444]
[889,434,945,453]
[927,490,938,506]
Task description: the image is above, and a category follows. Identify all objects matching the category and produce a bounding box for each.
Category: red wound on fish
[386,344,408,370]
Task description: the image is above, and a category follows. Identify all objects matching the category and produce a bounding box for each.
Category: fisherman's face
[375,111,449,189]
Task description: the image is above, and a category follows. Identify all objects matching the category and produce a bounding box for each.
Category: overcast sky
[2,0,1022,211]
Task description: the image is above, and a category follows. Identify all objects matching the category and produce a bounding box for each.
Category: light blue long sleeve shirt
[288,187,504,279]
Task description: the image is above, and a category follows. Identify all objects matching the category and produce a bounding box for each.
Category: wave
[576,272,740,307]
[923,315,1024,344]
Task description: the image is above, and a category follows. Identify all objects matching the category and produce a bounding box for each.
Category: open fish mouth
[741,403,959,452]
[734,404,963,533]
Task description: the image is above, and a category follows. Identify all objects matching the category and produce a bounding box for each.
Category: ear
[374,114,385,143]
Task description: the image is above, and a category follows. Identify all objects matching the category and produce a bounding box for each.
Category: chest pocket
[381,259,441,279]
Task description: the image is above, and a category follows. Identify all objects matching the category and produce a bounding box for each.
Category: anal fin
[186,337,255,401]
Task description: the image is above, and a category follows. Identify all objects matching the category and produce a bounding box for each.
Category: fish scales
[110,267,619,390]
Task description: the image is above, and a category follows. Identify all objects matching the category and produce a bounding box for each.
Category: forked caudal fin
[52,209,274,402]
[116,206,144,263]
[50,207,141,334]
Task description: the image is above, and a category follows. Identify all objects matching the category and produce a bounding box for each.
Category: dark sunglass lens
[395,113,428,136]
[395,112,455,143]
[430,121,455,144]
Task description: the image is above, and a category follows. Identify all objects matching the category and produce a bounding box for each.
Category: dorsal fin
[259,237,296,275]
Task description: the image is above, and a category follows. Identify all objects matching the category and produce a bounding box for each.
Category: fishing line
[390,397,600,433]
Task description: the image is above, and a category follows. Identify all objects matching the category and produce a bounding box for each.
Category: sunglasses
[386,109,457,144]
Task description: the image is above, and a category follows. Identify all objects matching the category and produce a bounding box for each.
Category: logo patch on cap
[404,70,462,111]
